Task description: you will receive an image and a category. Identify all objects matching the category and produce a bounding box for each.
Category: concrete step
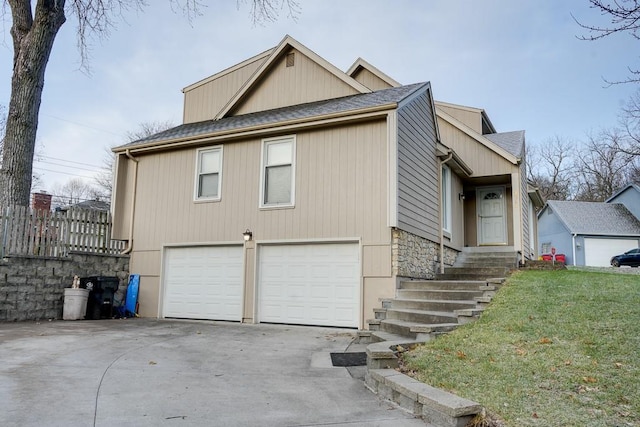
[389,298,477,312]
[384,308,458,324]
[399,280,487,291]
[443,266,510,276]
[396,288,485,300]
[436,271,509,281]
[454,260,517,268]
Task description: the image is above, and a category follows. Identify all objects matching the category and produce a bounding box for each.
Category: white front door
[477,187,507,245]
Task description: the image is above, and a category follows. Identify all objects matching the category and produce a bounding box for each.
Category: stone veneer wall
[0,253,129,321]
[392,228,458,279]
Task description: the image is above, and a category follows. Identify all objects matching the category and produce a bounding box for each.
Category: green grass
[402,270,640,426]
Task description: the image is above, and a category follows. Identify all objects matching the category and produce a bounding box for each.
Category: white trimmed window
[260,136,295,207]
[195,146,223,201]
[441,165,451,233]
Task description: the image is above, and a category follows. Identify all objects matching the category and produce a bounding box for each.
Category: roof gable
[543,200,640,235]
[435,107,519,165]
[115,83,426,152]
[346,58,401,90]
[216,35,371,119]
[606,183,640,203]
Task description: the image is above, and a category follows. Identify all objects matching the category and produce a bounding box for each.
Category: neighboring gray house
[537,200,640,266]
[606,183,640,219]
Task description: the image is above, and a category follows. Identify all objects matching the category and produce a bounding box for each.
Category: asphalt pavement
[0,319,427,427]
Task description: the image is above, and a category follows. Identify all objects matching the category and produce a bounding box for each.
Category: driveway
[0,319,426,427]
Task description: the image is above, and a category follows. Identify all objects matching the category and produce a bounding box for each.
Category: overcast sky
[0,0,637,196]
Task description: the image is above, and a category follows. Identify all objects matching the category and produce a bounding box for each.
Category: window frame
[194,146,223,202]
[259,135,296,209]
[441,164,452,233]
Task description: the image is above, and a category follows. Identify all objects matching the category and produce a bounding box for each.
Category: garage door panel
[163,246,243,321]
[258,243,360,328]
[584,238,638,267]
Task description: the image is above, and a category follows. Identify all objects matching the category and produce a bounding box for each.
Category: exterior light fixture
[243,229,253,241]
[458,192,465,201]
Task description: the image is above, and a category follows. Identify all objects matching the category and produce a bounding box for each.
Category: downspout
[121,149,139,255]
[439,152,453,274]
[572,233,577,266]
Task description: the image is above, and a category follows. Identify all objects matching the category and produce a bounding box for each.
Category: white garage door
[584,238,638,267]
[258,243,360,328]
[163,246,243,321]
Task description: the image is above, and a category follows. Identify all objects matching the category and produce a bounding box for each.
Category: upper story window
[441,165,451,233]
[260,136,295,208]
[194,146,223,201]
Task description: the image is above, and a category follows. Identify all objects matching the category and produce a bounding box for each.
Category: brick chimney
[32,192,52,213]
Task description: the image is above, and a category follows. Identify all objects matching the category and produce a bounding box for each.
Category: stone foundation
[391,229,458,279]
[0,253,129,321]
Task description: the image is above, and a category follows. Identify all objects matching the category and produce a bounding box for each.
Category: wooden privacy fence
[0,206,126,258]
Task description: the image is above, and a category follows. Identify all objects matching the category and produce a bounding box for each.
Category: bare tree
[0,0,299,210]
[527,137,577,201]
[93,120,175,200]
[0,104,6,162]
[574,129,637,201]
[50,177,95,208]
[574,0,640,84]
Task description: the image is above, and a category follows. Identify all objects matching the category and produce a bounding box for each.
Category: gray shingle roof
[117,83,427,149]
[484,130,524,158]
[546,200,640,235]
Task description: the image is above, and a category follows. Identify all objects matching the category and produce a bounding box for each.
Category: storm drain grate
[330,352,367,367]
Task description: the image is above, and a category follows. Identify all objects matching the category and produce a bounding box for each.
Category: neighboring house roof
[484,130,525,158]
[542,200,640,236]
[605,183,640,203]
[115,82,427,151]
[58,199,110,212]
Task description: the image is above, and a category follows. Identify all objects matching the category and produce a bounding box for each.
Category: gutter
[121,149,139,255]
[572,233,577,266]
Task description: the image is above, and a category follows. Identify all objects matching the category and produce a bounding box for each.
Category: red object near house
[541,253,566,263]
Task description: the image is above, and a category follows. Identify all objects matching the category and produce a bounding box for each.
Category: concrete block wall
[0,253,129,321]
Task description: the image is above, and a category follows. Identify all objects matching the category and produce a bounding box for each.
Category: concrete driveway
[0,319,426,427]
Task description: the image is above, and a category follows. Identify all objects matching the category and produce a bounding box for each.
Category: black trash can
[80,276,119,320]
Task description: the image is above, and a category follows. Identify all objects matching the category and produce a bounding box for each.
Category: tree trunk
[0,1,66,208]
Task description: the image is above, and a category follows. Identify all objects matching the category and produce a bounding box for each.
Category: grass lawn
[402,269,640,426]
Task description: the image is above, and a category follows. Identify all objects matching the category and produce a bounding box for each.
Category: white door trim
[476,186,507,246]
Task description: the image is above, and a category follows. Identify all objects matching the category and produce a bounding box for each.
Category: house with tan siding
[111,35,542,328]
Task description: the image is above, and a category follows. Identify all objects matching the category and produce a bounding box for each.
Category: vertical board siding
[232,48,360,116]
[396,89,440,242]
[521,161,531,258]
[437,120,514,176]
[130,120,390,251]
[183,55,267,123]
[436,104,482,134]
[352,68,394,91]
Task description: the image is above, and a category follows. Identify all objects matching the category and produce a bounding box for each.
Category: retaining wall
[0,253,129,321]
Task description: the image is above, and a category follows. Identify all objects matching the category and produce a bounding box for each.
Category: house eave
[113,103,397,154]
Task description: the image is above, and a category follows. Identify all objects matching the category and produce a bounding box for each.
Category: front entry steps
[360,278,504,370]
[359,249,515,425]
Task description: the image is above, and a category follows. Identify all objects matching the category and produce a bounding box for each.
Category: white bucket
[63,288,90,320]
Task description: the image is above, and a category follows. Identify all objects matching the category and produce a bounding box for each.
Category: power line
[33,167,94,179]
[42,113,122,137]
[35,160,102,173]
[38,155,104,169]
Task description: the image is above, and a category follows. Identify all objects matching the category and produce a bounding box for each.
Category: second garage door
[584,238,638,267]
[258,243,360,328]
[163,245,243,321]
